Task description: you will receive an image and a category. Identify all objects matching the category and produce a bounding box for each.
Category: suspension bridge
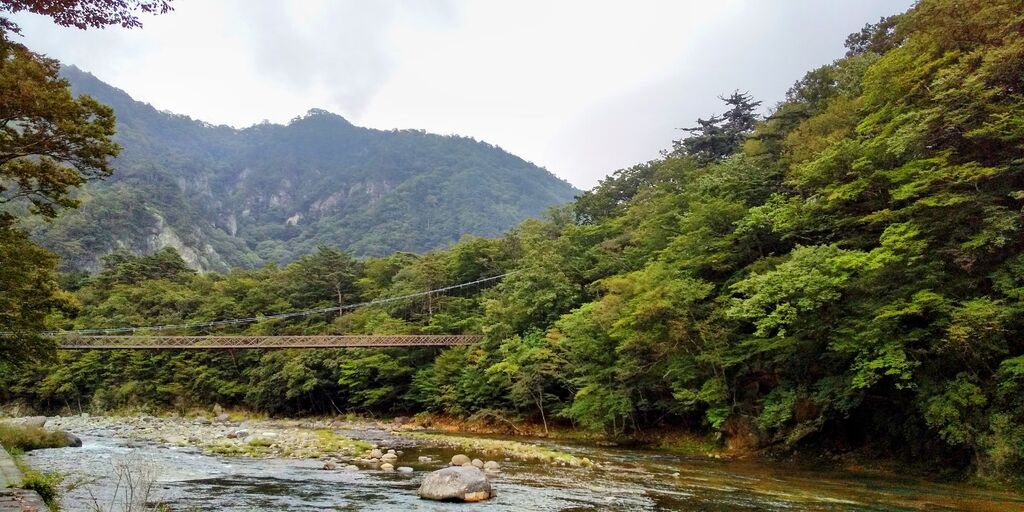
[38,273,509,350]
[55,335,482,350]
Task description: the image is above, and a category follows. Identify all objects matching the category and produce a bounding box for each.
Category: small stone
[343,465,359,471]
[387,449,396,455]
[418,456,432,463]
[323,461,337,470]
[451,454,471,465]
[381,453,398,463]
[471,458,484,468]
[370,448,384,459]
[483,461,499,470]
[380,463,394,471]
[397,466,414,473]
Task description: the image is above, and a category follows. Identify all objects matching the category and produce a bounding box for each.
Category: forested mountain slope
[31,67,577,271]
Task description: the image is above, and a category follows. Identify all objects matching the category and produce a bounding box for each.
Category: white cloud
[10,0,912,188]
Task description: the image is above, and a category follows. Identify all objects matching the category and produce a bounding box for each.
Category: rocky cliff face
[33,67,579,271]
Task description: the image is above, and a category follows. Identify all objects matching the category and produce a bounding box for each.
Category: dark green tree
[671,91,761,164]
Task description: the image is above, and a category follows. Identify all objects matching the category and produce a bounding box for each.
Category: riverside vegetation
[3,0,1024,492]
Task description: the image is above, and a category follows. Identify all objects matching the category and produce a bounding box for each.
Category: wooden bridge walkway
[55,335,482,350]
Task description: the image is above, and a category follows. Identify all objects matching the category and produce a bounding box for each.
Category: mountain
[32,66,578,272]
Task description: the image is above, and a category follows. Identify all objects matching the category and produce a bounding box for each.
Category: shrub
[20,469,63,508]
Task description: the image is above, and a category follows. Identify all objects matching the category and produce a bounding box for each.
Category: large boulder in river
[418,466,496,502]
[62,431,83,448]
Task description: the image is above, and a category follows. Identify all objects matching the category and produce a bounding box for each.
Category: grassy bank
[408,412,723,455]
[0,423,72,452]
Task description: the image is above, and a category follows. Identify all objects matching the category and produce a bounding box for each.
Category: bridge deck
[55,335,481,350]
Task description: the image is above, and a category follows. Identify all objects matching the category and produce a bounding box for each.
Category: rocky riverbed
[16,414,1024,511]
[47,413,378,460]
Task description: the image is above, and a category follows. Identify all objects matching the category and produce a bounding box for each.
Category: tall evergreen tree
[671,91,762,164]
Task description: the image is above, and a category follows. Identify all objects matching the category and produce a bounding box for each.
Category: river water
[22,423,1024,511]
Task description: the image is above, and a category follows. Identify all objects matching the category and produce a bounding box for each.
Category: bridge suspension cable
[41,272,513,336]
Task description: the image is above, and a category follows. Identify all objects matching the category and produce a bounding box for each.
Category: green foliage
[19,468,62,508]
[486,330,563,432]
[0,38,113,371]
[0,40,118,227]
[671,91,762,165]
[0,228,68,370]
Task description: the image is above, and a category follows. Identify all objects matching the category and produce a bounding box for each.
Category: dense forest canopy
[2,0,1024,485]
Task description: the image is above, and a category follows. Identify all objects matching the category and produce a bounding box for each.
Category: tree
[844,15,904,57]
[0,0,163,370]
[0,228,69,368]
[95,248,194,287]
[671,91,761,165]
[0,39,119,227]
[0,0,173,37]
[283,246,361,309]
[487,331,564,434]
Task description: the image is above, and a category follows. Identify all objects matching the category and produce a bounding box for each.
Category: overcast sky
[12,0,913,189]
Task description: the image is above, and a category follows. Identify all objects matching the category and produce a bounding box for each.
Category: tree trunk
[534,388,549,435]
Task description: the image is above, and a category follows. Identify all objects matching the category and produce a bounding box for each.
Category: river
[20,416,1024,511]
